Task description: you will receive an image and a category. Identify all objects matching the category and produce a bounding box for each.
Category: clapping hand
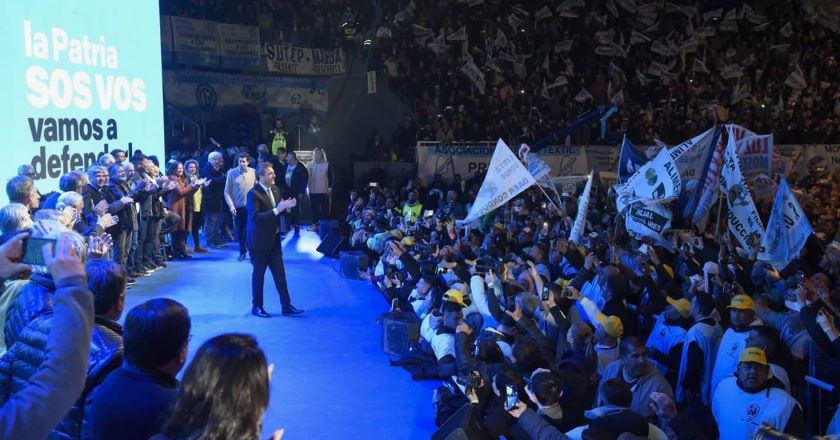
[59,207,80,227]
[120,196,134,205]
[277,197,297,211]
[94,200,108,217]
[96,213,118,229]
[88,234,113,259]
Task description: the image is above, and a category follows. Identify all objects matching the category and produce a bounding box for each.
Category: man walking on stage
[246,163,305,318]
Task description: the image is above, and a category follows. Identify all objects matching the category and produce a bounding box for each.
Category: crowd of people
[356,0,840,161]
[343,152,840,438]
[0,141,337,438]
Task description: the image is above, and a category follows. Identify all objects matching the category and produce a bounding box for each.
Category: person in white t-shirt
[710,294,763,395]
[712,347,804,439]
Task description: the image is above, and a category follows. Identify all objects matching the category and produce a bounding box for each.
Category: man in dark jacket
[200,151,227,247]
[278,151,308,235]
[108,163,140,274]
[88,298,191,440]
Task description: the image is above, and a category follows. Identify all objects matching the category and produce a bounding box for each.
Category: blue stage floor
[122,230,438,439]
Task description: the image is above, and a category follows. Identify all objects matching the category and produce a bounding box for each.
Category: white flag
[692,58,710,73]
[780,22,793,38]
[721,63,744,79]
[630,30,651,44]
[554,40,574,52]
[569,171,594,244]
[784,71,807,90]
[606,0,619,17]
[574,88,594,102]
[722,126,765,250]
[460,59,486,94]
[616,147,682,212]
[460,139,536,224]
[625,202,673,242]
[758,178,813,269]
[546,75,568,89]
[495,30,508,48]
[668,127,718,181]
[535,5,553,21]
[446,26,466,41]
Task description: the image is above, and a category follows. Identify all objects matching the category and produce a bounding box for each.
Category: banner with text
[170,16,220,67]
[163,69,328,118]
[416,142,840,186]
[263,44,345,75]
[219,23,262,70]
[416,143,622,183]
[0,1,165,201]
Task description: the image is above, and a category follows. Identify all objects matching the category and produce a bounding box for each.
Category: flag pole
[714,192,725,241]
[536,184,562,213]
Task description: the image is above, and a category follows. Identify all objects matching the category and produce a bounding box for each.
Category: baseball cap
[442,289,469,308]
[728,294,755,310]
[401,236,415,247]
[666,297,691,318]
[595,312,624,338]
[739,347,768,366]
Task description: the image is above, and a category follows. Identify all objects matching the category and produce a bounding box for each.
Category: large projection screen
[0,1,165,200]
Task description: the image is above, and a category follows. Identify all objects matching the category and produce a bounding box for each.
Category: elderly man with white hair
[0,204,34,244]
[199,151,227,248]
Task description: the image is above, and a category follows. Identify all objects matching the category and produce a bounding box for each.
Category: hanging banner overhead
[263,44,345,75]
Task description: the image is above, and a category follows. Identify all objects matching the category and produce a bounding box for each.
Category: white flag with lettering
[569,171,593,243]
[758,178,813,269]
[460,139,536,224]
[721,126,765,249]
[616,147,682,212]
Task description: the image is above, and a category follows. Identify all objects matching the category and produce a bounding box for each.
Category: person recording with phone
[0,233,96,440]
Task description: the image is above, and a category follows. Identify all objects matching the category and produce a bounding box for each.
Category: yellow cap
[390,229,404,239]
[464,259,477,267]
[401,236,415,247]
[442,289,468,308]
[739,347,768,366]
[666,297,691,318]
[728,294,755,310]
[494,223,505,231]
[595,312,624,338]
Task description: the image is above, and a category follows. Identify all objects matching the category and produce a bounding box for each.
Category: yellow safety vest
[271,131,287,156]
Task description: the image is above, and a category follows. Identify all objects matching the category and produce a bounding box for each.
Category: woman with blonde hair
[184,159,207,253]
[306,148,333,232]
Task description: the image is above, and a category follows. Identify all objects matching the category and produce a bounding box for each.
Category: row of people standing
[192,145,333,260]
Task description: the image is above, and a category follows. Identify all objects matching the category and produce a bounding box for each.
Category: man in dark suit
[278,151,308,235]
[246,163,305,318]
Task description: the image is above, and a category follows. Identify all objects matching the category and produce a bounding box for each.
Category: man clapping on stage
[246,163,304,318]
